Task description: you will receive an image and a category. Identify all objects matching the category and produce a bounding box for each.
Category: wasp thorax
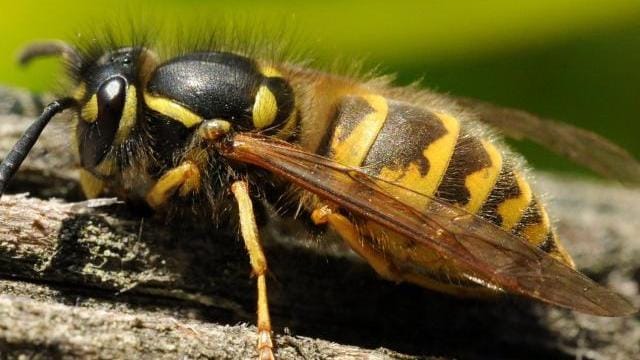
[144,52,296,136]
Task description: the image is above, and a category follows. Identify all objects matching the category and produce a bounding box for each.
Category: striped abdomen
[316,94,574,289]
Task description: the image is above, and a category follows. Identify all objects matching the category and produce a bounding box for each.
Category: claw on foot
[257,329,274,360]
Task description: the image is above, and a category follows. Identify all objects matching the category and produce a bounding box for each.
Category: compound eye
[98,76,127,120]
[77,76,127,168]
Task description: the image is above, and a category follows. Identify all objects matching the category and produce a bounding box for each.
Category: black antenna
[0,97,75,196]
[18,41,82,69]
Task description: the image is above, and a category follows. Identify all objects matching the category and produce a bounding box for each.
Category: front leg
[148,120,275,358]
[145,160,201,209]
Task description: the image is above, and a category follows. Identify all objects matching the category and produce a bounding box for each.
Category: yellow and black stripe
[319,93,574,272]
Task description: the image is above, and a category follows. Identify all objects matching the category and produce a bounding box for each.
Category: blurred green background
[1,0,639,179]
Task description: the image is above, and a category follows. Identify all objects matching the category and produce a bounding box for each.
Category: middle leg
[231,180,275,360]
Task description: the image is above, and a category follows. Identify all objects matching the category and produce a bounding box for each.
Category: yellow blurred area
[1,0,640,91]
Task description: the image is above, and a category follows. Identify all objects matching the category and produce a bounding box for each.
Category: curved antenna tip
[17,40,81,67]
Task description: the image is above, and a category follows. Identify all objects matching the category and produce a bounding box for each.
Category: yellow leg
[311,205,402,282]
[145,161,201,209]
[79,169,105,199]
[312,205,500,298]
[231,180,275,360]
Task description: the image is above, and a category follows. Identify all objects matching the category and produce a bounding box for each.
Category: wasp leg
[146,161,201,209]
[311,205,403,282]
[231,180,275,360]
[79,169,106,199]
[312,206,501,298]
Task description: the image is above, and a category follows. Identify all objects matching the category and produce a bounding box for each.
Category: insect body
[0,36,638,359]
[308,91,575,295]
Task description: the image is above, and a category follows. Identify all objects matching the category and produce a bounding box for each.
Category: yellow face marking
[114,86,138,144]
[497,173,533,230]
[79,169,105,199]
[375,112,460,211]
[73,82,87,102]
[80,86,138,139]
[81,95,98,123]
[260,65,282,78]
[252,85,278,129]
[330,94,388,167]
[144,93,203,128]
[463,141,502,213]
[522,203,551,246]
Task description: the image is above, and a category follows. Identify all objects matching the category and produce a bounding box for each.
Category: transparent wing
[220,133,636,317]
[452,96,640,185]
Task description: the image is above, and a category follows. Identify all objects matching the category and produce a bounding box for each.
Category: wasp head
[71,47,158,172]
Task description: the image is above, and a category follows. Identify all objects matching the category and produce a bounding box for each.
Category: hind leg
[312,204,499,298]
[311,204,402,282]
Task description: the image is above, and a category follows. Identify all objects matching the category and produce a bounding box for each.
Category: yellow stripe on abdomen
[496,173,532,230]
[463,141,502,213]
[435,129,501,213]
[420,113,461,197]
[359,104,460,211]
[329,94,388,167]
[521,202,551,246]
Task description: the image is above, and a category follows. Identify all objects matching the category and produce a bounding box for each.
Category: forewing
[221,133,636,316]
[452,96,640,185]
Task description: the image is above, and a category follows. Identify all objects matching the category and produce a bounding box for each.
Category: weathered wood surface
[0,86,638,359]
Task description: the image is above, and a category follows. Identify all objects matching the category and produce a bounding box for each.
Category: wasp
[0,32,638,360]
